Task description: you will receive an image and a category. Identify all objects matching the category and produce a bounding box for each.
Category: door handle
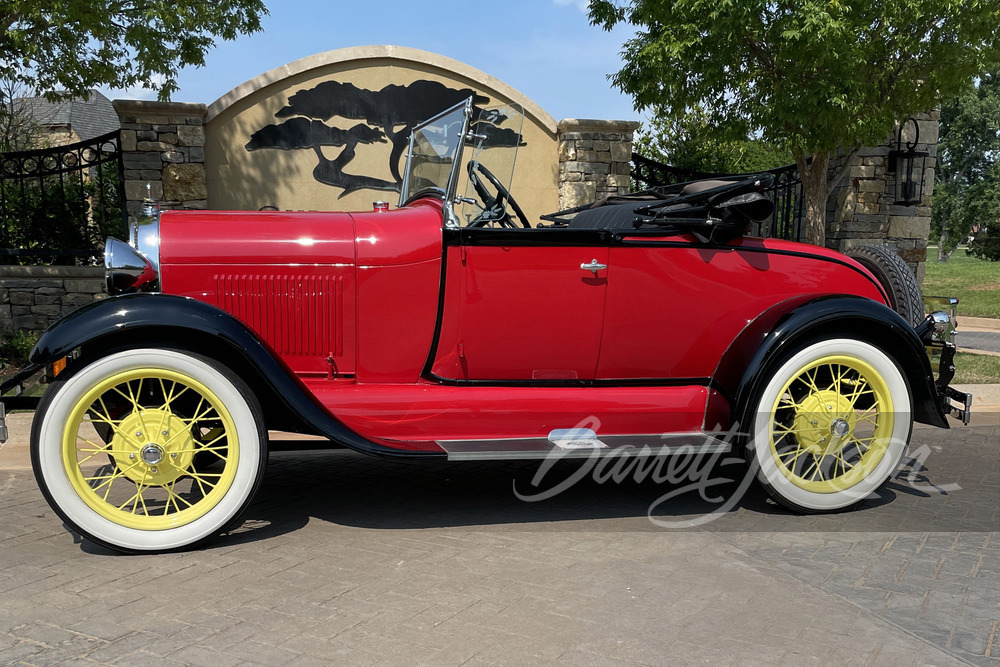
[580,259,607,275]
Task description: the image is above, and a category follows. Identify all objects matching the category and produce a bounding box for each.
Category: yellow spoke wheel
[32,349,266,553]
[749,338,912,513]
[769,355,893,493]
[63,369,239,530]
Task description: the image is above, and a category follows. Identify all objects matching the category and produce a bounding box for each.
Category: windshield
[455,103,524,227]
[399,97,524,228]
[399,98,472,205]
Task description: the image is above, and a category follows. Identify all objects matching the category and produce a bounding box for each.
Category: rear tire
[31,348,267,553]
[746,337,913,513]
[845,245,924,326]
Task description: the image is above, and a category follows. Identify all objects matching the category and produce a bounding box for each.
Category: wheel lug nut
[136,431,143,437]
[171,453,177,459]
[151,467,157,473]
[129,453,135,460]
[162,430,169,436]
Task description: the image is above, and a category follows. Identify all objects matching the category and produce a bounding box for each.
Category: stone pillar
[112,100,209,220]
[826,110,939,283]
[557,119,640,210]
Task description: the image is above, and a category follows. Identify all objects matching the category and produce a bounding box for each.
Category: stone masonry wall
[113,100,209,220]
[0,267,105,334]
[826,110,939,283]
[558,119,640,210]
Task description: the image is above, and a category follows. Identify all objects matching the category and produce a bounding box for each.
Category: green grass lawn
[924,247,1000,319]
[953,352,1000,384]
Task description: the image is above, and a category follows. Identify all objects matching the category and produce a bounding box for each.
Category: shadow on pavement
[216,425,997,548]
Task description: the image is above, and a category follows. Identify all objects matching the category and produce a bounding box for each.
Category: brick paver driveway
[0,417,996,665]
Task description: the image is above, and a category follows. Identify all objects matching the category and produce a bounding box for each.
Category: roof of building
[17,90,120,141]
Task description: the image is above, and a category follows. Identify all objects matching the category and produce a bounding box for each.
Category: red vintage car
[15,99,970,552]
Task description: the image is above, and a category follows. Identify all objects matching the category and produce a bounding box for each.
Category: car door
[429,228,610,381]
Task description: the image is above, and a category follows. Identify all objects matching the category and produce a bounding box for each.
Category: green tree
[0,1,268,100]
[968,225,1000,261]
[589,0,1000,246]
[931,74,1000,261]
[637,104,790,175]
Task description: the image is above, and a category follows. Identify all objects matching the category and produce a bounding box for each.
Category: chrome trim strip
[130,208,161,272]
[439,432,732,461]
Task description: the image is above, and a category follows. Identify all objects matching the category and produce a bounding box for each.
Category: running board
[438,431,732,461]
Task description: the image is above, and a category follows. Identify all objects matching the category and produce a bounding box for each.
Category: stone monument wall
[0,267,104,334]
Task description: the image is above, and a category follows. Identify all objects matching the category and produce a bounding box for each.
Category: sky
[103,0,643,123]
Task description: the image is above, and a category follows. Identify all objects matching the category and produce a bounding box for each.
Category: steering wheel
[466,160,530,228]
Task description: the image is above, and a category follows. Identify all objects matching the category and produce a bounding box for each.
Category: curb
[962,316,1000,333]
[0,412,33,469]
[959,347,1000,358]
[952,384,1000,413]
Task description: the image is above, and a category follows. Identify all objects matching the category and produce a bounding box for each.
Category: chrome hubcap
[140,444,164,465]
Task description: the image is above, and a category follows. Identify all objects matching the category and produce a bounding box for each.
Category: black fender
[715,295,947,433]
[31,293,444,458]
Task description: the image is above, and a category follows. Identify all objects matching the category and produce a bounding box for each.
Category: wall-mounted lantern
[887,118,928,206]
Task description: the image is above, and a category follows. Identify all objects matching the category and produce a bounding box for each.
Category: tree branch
[740,35,778,77]
[826,146,862,198]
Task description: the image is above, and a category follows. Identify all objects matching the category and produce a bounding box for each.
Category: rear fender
[31,293,442,458]
[715,295,947,432]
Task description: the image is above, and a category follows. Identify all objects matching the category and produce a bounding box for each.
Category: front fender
[717,295,947,431]
[33,293,255,363]
[31,293,442,458]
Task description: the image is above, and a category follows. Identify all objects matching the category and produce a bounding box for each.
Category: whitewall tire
[747,338,912,512]
[31,348,267,552]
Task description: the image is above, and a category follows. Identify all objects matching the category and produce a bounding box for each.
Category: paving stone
[0,422,995,665]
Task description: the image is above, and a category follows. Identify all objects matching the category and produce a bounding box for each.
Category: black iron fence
[631,153,804,242]
[0,130,126,265]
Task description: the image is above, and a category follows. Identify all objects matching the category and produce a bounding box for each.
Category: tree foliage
[968,226,1000,261]
[0,1,268,100]
[636,105,790,175]
[589,0,1000,246]
[0,163,123,264]
[931,74,1000,261]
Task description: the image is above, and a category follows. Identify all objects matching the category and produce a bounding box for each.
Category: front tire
[747,338,912,512]
[31,349,267,553]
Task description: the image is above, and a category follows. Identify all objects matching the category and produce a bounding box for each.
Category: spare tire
[846,245,924,326]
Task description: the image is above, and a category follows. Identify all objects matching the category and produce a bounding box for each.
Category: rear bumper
[917,301,972,426]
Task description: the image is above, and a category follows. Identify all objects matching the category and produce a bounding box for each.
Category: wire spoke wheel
[770,356,892,493]
[66,370,239,530]
[32,349,266,552]
[749,338,912,512]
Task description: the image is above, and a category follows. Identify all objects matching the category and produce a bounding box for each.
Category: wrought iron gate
[0,130,126,264]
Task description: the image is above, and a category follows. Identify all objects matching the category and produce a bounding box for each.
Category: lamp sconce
[887,118,928,206]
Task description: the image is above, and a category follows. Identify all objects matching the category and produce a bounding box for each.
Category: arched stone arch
[204,45,559,216]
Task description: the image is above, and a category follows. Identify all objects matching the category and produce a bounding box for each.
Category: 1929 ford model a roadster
[9,98,971,552]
